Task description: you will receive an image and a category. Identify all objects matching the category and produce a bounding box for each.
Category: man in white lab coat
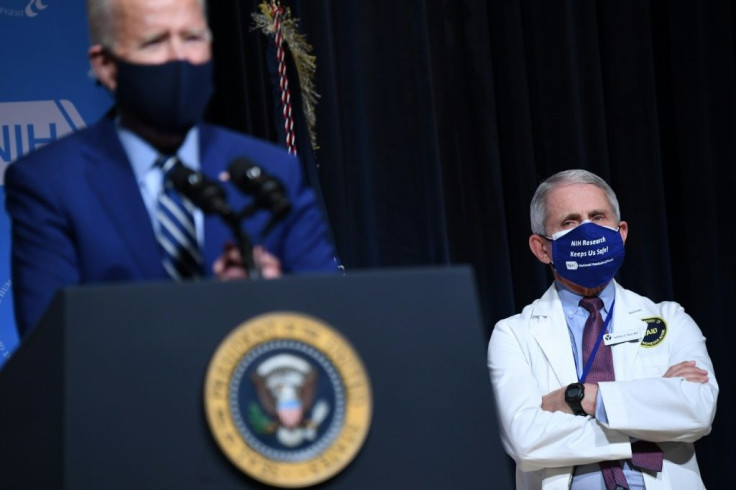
[488,169,718,490]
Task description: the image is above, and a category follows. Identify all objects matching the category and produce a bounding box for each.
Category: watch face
[565,383,585,415]
[566,384,584,401]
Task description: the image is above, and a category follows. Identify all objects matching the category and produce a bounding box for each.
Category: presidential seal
[204,312,372,488]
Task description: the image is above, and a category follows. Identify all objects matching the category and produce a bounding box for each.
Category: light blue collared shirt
[557,281,644,490]
[115,123,204,246]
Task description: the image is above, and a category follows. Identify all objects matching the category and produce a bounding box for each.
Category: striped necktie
[156,155,202,280]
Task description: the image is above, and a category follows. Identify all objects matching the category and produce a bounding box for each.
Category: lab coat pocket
[633,350,670,378]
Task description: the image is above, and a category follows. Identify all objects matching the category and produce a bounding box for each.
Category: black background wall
[206,1,734,486]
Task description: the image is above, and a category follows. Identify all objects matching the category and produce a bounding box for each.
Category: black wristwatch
[564,382,587,416]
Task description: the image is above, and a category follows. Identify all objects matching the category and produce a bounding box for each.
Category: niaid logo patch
[640,317,667,348]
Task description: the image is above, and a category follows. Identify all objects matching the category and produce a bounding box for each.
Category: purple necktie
[580,296,628,489]
[580,297,663,490]
[581,297,614,385]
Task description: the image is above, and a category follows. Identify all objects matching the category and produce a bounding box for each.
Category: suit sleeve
[488,319,631,472]
[596,303,718,443]
[270,155,338,273]
[4,161,80,336]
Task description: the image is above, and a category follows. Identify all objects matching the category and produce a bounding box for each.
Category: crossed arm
[541,361,710,415]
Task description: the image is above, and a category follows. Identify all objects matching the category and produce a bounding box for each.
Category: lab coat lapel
[530,285,580,386]
[611,282,652,381]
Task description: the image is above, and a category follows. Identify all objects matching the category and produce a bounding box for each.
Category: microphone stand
[169,163,261,280]
[223,202,289,280]
[169,162,291,280]
[219,206,260,280]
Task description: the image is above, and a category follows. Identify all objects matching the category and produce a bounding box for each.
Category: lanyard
[579,300,615,383]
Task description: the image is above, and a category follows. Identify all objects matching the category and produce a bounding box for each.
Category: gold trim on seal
[204,312,372,488]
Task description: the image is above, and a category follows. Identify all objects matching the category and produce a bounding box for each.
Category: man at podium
[488,169,717,489]
[4,0,339,338]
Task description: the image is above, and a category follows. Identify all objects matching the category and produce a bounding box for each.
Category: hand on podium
[213,243,282,280]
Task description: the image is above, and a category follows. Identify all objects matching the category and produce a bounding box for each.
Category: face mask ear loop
[537,234,557,270]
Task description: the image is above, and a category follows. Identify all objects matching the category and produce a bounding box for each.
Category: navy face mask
[545,221,625,289]
[114,58,213,133]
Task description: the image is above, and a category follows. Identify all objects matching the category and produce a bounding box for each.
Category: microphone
[169,160,258,277]
[226,158,292,222]
[169,162,233,218]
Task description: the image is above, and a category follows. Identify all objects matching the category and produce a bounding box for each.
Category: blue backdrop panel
[0,187,14,366]
[0,0,112,367]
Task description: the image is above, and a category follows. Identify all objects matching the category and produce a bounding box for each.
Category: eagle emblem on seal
[249,353,331,447]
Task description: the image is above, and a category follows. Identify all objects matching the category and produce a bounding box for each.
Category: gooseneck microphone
[169,161,258,278]
[169,163,233,218]
[168,158,293,278]
[226,158,292,233]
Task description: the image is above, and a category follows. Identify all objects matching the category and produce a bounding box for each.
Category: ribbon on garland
[252,0,319,154]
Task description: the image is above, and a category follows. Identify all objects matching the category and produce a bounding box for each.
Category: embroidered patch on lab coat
[640,317,667,348]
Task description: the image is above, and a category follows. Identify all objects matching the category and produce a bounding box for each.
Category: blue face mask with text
[545,221,625,288]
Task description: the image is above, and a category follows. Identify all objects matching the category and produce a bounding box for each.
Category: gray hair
[529,169,621,236]
[86,0,208,49]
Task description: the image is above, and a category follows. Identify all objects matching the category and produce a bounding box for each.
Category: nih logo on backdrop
[0,100,86,184]
[0,0,48,18]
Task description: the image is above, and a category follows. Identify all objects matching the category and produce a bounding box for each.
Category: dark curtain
[206,1,734,486]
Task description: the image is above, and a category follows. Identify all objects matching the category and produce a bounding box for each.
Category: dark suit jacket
[4,117,338,336]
